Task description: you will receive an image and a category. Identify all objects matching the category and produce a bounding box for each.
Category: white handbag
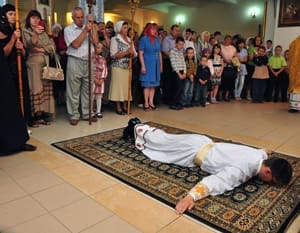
[42,53,64,81]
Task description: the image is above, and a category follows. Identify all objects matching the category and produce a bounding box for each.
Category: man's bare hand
[175,194,195,214]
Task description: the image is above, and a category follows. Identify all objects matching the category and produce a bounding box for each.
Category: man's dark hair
[171,24,179,31]
[214,31,221,36]
[264,157,293,185]
[266,39,273,43]
[259,45,266,51]
[176,36,184,43]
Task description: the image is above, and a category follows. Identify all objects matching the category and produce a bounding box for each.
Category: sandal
[143,105,150,111]
[149,104,157,110]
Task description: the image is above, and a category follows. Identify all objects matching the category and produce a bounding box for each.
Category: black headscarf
[0,4,15,35]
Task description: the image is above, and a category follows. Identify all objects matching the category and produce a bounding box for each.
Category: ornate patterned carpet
[52,122,300,233]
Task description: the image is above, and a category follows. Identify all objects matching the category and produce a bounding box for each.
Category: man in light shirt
[64,7,98,125]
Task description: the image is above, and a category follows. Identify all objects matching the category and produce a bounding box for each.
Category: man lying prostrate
[129,121,293,215]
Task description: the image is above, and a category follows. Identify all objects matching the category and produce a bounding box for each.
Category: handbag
[42,53,64,81]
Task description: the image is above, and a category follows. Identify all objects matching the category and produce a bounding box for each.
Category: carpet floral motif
[53,122,300,233]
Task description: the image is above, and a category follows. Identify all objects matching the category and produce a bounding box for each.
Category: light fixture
[248,7,259,19]
[250,10,256,18]
[175,15,185,25]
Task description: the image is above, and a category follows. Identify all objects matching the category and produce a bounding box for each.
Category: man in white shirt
[127,121,293,215]
[64,7,98,125]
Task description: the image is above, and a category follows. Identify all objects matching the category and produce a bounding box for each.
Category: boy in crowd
[195,56,211,107]
[169,37,186,110]
[268,45,288,102]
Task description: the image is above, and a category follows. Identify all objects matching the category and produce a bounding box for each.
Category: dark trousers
[161,58,174,105]
[199,84,208,106]
[193,82,207,106]
[266,69,288,102]
[171,71,185,107]
[252,79,266,102]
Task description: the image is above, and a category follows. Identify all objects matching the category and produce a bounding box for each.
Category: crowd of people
[0,4,299,132]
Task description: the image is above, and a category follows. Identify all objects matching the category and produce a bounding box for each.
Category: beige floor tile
[81,215,141,233]
[52,197,113,233]
[0,181,27,204]
[3,214,71,233]
[0,154,32,169]
[92,184,179,233]
[15,170,64,194]
[158,216,214,233]
[275,145,300,159]
[53,162,118,195]
[2,159,48,180]
[65,174,118,196]
[32,183,85,211]
[286,214,300,233]
[0,196,46,230]
[25,138,77,170]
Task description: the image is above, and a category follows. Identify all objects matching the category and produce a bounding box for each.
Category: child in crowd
[252,46,269,103]
[265,40,273,58]
[267,45,288,102]
[210,44,224,103]
[235,39,248,100]
[196,56,211,107]
[169,37,186,110]
[93,42,108,118]
[202,48,213,104]
[182,47,197,107]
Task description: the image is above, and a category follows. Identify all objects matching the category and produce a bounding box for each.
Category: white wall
[266,0,300,50]
[166,0,265,38]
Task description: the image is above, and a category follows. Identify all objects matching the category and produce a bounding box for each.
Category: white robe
[134,124,268,196]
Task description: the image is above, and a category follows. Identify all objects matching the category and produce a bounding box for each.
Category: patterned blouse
[110,34,133,69]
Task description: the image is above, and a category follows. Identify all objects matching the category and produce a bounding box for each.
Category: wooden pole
[87,0,95,125]
[127,0,139,115]
[15,0,24,116]
[31,0,37,10]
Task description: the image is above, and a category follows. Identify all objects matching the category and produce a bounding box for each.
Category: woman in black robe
[1,4,33,126]
[0,5,36,155]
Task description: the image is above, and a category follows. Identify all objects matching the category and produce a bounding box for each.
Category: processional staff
[14,0,24,116]
[87,0,96,125]
[127,0,140,115]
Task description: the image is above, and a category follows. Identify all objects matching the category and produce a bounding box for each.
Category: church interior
[0,0,299,232]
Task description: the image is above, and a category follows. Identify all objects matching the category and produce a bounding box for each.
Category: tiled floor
[0,101,299,233]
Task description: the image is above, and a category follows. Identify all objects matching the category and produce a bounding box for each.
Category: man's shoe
[22,144,37,151]
[83,117,98,122]
[70,119,79,126]
[288,109,299,113]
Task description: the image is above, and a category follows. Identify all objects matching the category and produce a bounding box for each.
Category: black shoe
[169,105,178,110]
[22,144,37,152]
[116,109,125,115]
[288,109,299,113]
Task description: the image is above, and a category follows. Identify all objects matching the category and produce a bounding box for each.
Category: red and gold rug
[52,122,300,233]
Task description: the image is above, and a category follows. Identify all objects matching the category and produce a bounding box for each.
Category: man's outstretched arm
[175,183,209,214]
[175,167,244,214]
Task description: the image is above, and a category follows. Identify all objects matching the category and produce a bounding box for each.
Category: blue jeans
[181,79,194,105]
[193,82,207,106]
